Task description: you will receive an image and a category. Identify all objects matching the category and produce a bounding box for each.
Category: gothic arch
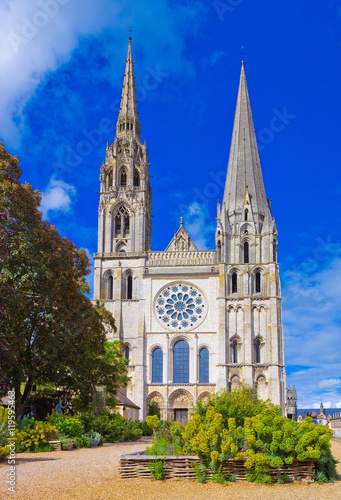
[168,389,193,409]
[147,391,165,410]
[119,165,128,186]
[197,391,213,404]
[256,375,268,401]
[240,222,253,234]
[230,375,241,391]
[111,200,134,216]
[115,241,127,253]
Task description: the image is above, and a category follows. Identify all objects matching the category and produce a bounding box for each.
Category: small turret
[286,386,298,420]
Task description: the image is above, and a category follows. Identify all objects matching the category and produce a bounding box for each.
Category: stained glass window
[152,348,163,383]
[124,345,129,366]
[173,340,189,383]
[199,348,209,383]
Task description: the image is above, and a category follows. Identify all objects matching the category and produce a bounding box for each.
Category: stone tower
[286,386,298,420]
[215,62,286,408]
[97,35,151,259]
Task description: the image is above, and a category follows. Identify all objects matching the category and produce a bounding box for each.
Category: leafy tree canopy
[0,143,128,417]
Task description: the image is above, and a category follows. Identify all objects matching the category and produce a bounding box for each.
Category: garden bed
[119,454,316,482]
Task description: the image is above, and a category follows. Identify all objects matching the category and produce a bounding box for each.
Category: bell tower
[216,62,286,410]
[97,35,151,255]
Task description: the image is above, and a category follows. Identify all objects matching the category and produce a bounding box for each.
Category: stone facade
[93,38,287,421]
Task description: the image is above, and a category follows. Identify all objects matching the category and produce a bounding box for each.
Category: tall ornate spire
[222,63,268,220]
[116,36,140,139]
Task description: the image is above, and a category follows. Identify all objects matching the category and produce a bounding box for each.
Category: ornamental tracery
[154,282,207,332]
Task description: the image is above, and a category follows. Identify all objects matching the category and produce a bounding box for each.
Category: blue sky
[1,0,341,408]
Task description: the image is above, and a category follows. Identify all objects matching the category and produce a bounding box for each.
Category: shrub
[79,412,142,443]
[47,412,84,438]
[315,448,338,482]
[182,389,335,484]
[0,407,10,460]
[60,437,73,451]
[195,387,277,428]
[73,435,91,449]
[89,432,103,447]
[16,415,35,432]
[147,401,161,419]
[145,419,187,456]
[147,459,165,480]
[17,421,59,452]
[139,420,153,436]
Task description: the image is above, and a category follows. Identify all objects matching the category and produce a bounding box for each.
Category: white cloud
[184,202,215,250]
[40,176,76,217]
[0,0,206,146]
[319,378,341,390]
[283,253,341,407]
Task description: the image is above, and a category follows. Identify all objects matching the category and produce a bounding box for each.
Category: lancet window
[115,206,130,237]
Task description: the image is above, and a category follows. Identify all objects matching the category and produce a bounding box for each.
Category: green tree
[0,143,128,417]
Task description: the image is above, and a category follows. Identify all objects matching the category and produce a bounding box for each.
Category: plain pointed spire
[117,36,140,138]
[222,62,268,219]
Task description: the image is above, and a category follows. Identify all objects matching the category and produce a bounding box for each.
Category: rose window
[154,282,207,331]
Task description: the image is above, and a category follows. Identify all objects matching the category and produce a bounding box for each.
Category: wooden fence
[119,454,316,482]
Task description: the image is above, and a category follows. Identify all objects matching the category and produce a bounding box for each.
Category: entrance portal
[174,409,188,424]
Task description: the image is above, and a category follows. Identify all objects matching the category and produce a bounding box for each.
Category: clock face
[154,282,207,332]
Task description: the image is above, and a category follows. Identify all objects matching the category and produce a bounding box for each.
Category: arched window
[244,209,248,221]
[232,272,238,293]
[120,169,127,187]
[255,272,261,293]
[232,341,238,363]
[152,348,163,383]
[115,206,129,237]
[244,242,249,263]
[199,348,209,383]
[127,275,133,299]
[133,169,140,187]
[255,340,261,363]
[108,275,113,300]
[173,340,189,383]
[124,345,130,366]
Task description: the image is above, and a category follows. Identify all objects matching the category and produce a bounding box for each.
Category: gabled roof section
[222,63,268,218]
[165,217,198,252]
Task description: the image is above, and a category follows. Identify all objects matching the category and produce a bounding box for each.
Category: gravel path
[1,438,340,499]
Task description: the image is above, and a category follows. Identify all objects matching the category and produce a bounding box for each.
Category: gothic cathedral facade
[93,37,286,421]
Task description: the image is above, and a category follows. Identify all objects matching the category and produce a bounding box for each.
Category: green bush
[17,421,59,452]
[60,437,73,450]
[315,448,338,483]
[195,387,276,428]
[16,415,35,432]
[147,401,161,419]
[0,407,10,459]
[147,459,165,480]
[182,389,335,484]
[89,432,103,447]
[139,420,153,436]
[47,412,84,438]
[73,435,91,449]
[80,412,142,443]
[145,419,187,456]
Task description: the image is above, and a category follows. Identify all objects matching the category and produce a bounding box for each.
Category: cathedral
[93,37,287,422]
